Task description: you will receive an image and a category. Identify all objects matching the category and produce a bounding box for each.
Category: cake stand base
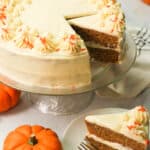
[26,92,94,115]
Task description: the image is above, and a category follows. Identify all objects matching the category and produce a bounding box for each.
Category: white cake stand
[0,32,137,115]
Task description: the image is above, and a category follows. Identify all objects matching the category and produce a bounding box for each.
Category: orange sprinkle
[23,39,34,49]
[40,37,47,45]
[0,5,6,11]
[0,13,6,20]
[70,34,76,40]
[56,48,60,51]
[138,106,146,112]
[81,48,86,51]
[2,28,8,33]
[127,125,135,130]
[134,121,141,126]
[145,140,150,145]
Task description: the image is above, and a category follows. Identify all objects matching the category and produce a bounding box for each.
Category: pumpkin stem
[28,135,38,146]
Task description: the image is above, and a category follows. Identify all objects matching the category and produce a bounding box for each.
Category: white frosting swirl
[89,0,116,9]
[98,2,125,35]
[126,106,150,125]
[13,26,34,49]
[58,34,87,54]
[122,106,149,142]
[0,27,14,40]
[34,33,57,52]
[0,0,9,5]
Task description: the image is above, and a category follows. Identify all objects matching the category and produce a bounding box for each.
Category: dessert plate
[62,108,127,150]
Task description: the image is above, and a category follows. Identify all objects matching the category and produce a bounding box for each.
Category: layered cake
[0,0,125,90]
[85,106,150,150]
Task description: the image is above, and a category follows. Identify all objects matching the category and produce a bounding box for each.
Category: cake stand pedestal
[23,92,94,115]
[0,32,137,115]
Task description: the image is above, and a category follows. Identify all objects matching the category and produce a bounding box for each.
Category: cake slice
[69,1,126,63]
[85,106,150,150]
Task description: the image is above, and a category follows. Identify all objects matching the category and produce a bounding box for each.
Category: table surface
[0,0,150,149]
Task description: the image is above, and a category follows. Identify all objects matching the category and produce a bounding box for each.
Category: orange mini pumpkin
[0,82,21,112]
[3,125,62,150]
[142,0,150,4]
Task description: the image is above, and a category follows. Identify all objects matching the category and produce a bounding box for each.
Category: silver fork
[132,28,150,55]
[78,140,97,150]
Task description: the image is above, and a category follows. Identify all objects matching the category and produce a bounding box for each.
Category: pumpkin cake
[85,106,150,150]
[0,0,125,90]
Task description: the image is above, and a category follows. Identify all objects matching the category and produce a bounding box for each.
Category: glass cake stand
[0,32,137,115]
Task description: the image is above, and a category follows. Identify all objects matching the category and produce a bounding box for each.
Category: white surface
[62,108,127,150]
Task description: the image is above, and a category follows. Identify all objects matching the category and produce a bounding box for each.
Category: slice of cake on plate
[85,106,150,150]
[69,0,126,63]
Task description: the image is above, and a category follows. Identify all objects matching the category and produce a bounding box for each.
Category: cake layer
[0,43,91,89]
[86,134,133,150]
[88,47,120,63]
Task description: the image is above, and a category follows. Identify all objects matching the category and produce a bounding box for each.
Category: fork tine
[80,143,89,149]
[81,142,94,150]
[77,146,83,150]
[78,141,97,150]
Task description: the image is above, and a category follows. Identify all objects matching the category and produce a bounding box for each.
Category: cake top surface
[85,106,150,145]
[0,0,125,55]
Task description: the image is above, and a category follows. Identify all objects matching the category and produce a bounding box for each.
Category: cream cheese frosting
[87,134,133,150]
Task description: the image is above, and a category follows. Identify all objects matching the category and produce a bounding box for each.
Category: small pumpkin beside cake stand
[0,32,137,115]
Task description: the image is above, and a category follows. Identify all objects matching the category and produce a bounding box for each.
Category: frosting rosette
[58,34,87,54]
[98,2,125,35]
[122,106,149,142]
[127,106,149,125]
[34,33,57,52]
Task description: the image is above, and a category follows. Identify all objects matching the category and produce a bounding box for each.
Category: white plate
[62,108,127,150]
